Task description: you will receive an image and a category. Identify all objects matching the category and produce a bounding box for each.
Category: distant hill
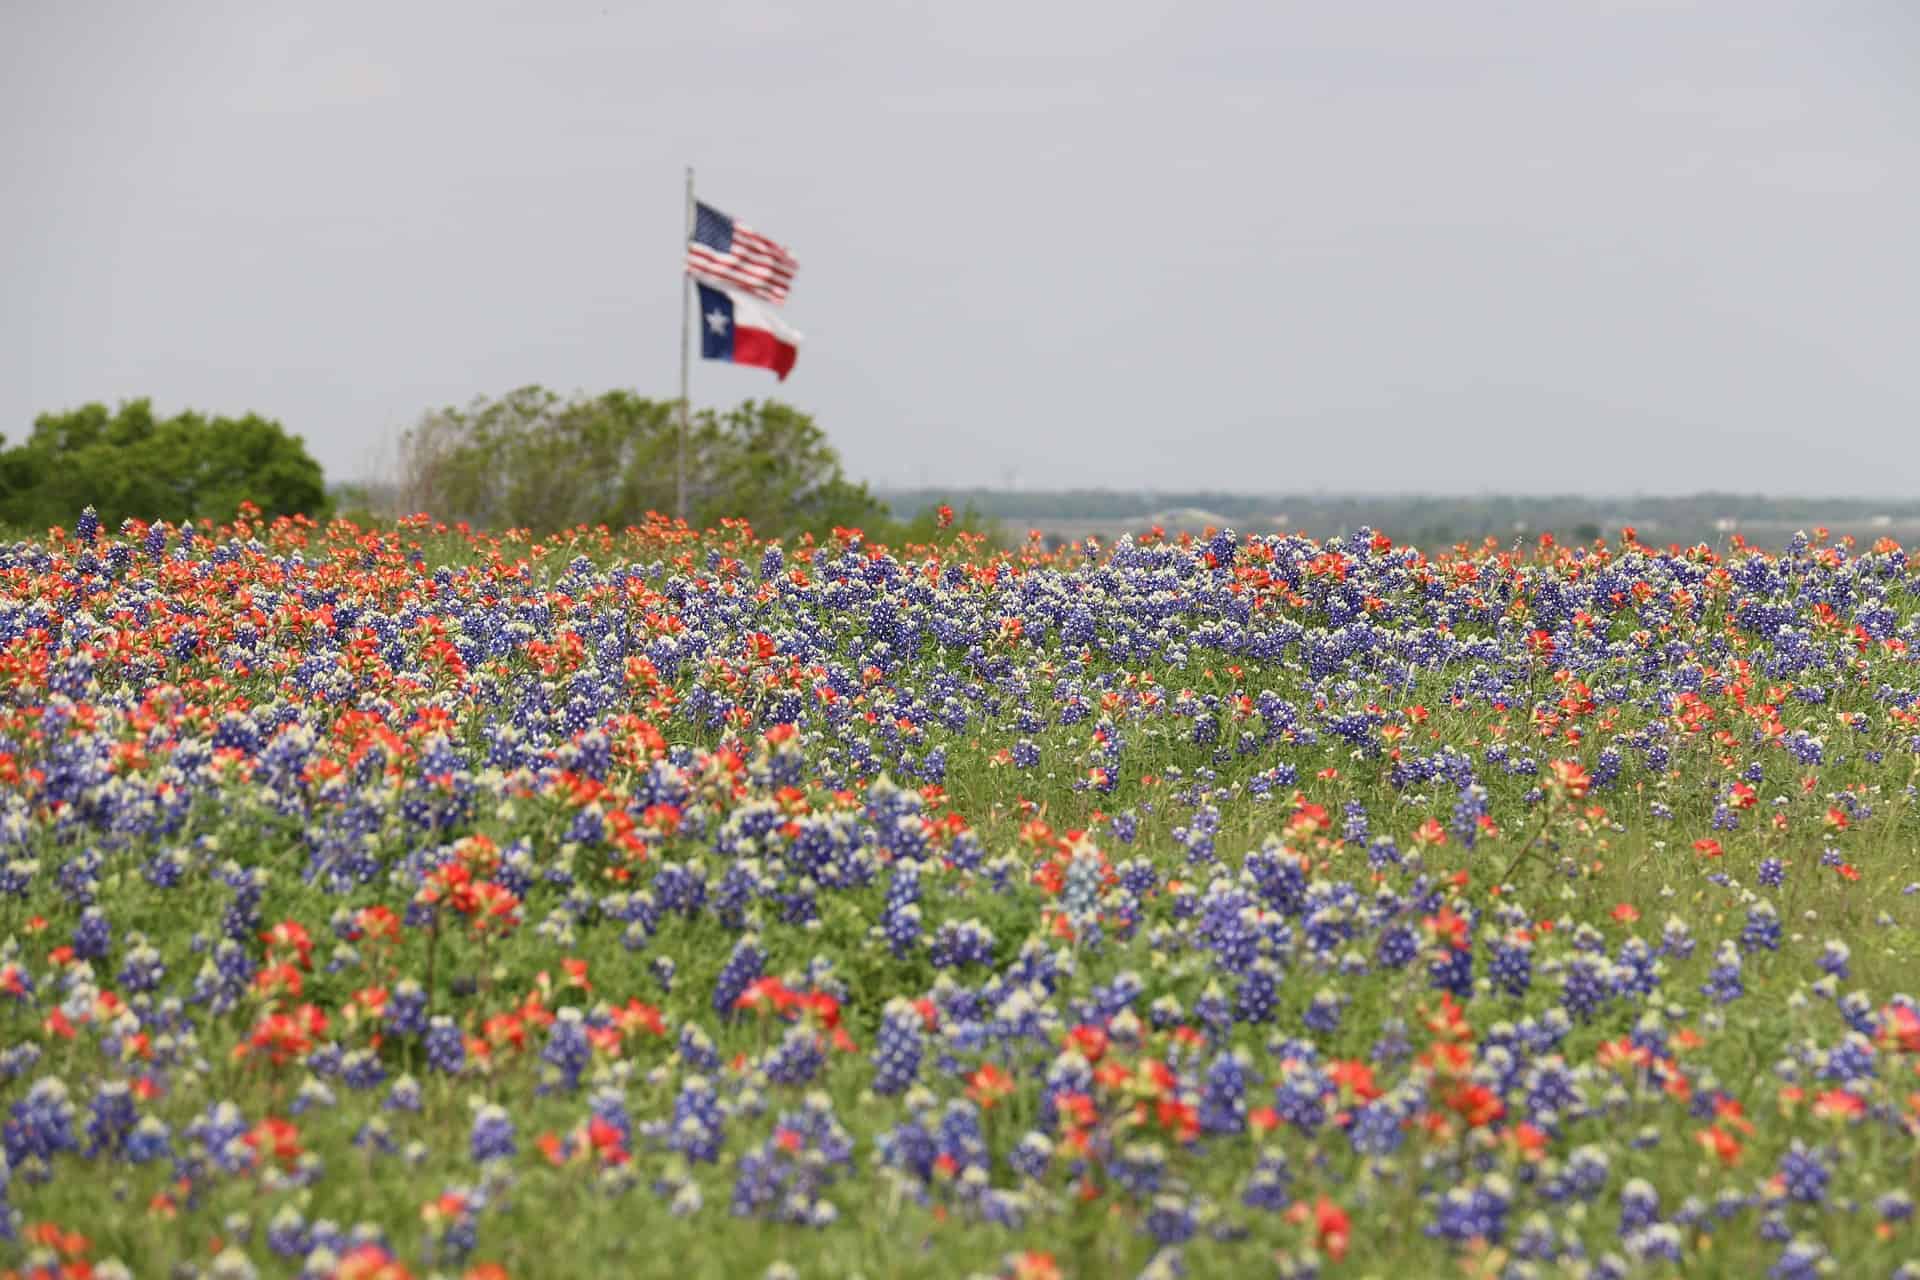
[330,476,1920,552]
[875,488,1920,551]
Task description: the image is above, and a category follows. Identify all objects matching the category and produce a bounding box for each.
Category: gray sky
[5,1,1917,496]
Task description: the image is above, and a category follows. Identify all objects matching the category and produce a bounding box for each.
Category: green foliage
[692,399,894,540]
[400,387,898,542]
[0,399,331,528]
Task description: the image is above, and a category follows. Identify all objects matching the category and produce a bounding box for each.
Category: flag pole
[677,165,694,524]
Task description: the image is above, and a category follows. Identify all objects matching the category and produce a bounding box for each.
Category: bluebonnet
[470,1104,516,1162]
[871,998,922,1096]
[713,935,766,1019]
[424,1016,466,1075]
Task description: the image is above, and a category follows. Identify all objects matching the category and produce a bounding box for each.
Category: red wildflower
[1009,1252,1060,1280]
[967,1063,1015,1109]
[243,1115,303,1166]
[1695,1124,1742,1166]
[1066,1024,1109,1063]
[1548,759,1591,799]
[1305,1195,1350,1262]
[1814,1089,1866,1120]
[733,976,799,1016]
[1444,1082,1506,1128]
[1327,1058,1381,1104]
[1422,905,1469,951]
[334,1244,417,1280]
[1880,1003,1920,1054]
[260,919,314,969]
[239,1004,328,1067]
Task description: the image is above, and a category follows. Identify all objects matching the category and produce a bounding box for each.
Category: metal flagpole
[677,165,694,524]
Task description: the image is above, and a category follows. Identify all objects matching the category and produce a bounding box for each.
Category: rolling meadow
[2,508,1918,1279]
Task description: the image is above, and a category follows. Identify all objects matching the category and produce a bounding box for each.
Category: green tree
[692,400,891,538]
[399,389,892,540]
[0,400,330,529]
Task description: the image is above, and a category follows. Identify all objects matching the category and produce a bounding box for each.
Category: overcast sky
[4,1,1917,496]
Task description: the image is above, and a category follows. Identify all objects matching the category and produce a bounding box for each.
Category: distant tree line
[0,400,330,530]
[1,390,962,544]
[879,487,1920,550]
[19,395,1894,550]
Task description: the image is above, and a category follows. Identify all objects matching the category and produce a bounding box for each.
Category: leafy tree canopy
[0,400,331,529]
[399,388,893,541]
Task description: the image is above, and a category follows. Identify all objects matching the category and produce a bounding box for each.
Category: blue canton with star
[695,281,736,362]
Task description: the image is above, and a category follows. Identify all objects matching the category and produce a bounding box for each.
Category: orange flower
[1814,1089,1866,1120]
[613,999,666,1039]
[27,1222,90,1260]
[1054,1091,1097,1131]
[1312,1196,1351,1262]
[1880,1003,1920,1053]
[1010,1252,1060,1280]
[1327,1058,1382,1104]
[1694,1125,1742,1166]
[243,1115,303,1167]
[1504,1122,1549,1162]
[968,1063,1015,1109]
[1548,759,1591,799]
[353,905,402,942]
[1423,993,1474,1044]
[335,1244,416,1280]
[1422,906,1470,951]
[1711,1097,1753,1133]
[239,1004,328,1067]
[1291,801,1332,833]
[1065,1024,1108,1063]
[1154,1096,1200,1142]
[260,919,315,969]
[1596,1037,1651,1071]
[1444,1082,1506,1128]
[732,976,799,1016]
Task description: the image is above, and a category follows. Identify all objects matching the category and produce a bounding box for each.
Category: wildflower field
[4,507,1920,1280]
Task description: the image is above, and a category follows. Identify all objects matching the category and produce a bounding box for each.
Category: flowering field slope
[3,510,1920,1280]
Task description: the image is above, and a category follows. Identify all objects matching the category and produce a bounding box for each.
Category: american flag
[685,201,798,304]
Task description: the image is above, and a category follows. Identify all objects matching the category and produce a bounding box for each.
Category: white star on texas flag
[705,307,730,335]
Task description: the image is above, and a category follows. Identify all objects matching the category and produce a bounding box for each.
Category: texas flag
[694,278,801,381]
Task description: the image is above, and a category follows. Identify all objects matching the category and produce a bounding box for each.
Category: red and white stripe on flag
[686,201,798,304]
